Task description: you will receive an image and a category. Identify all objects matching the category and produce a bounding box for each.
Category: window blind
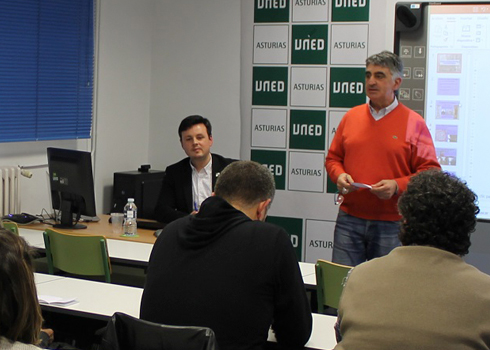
[0,0,94,142]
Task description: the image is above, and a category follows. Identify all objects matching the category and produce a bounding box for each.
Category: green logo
[251,149,286,190]
[329,67,365,108]
[266,216,303,260]
[327,177,337,194]
[254,0,290,23]
[331,0,370,22]
[252,67,288,106]
[289,110,326,150]
[291,25,328,64]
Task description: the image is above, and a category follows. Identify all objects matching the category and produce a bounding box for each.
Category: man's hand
[337,173,355,194]
[370,179,398,199]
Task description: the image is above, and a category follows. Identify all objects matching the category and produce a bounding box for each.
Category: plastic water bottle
[123,198,137,236]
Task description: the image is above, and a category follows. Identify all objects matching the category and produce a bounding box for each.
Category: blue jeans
[332,210,401,266]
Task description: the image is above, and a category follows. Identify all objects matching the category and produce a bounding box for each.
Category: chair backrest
[100,312,218,350]
[43,228,111,282]
[315,259,352,312]
[2,221,19,235]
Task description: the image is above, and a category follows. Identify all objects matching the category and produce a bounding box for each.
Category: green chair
[43,228,112,283]
[315,259,352,313]
[2,221,19,235]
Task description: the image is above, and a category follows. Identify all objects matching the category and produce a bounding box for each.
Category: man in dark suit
[154,115,235,223]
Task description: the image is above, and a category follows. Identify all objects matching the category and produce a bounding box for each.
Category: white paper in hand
[352,182,372,189]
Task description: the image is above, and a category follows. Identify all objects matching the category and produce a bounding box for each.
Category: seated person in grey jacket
[334,169,490,350]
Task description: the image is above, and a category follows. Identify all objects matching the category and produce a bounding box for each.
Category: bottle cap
[128,198,134,202]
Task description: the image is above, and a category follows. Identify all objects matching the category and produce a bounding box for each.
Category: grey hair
[366,51,404,80]
[215,161,275,209]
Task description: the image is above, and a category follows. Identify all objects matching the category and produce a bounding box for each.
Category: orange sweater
[325,103,440,221]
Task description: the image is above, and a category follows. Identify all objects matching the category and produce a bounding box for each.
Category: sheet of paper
[352,182,372,189]
[38,294,78,306]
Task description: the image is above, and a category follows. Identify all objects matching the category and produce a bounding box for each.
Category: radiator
[0,166,21,217]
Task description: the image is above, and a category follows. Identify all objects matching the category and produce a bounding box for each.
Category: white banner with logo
[240,0,375,262]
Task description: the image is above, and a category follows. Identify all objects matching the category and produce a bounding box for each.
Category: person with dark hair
[154,115,235,223]
[141,161,312,350]
[325,51,440,266]
[0,228,44,349]
[333,169,490,350]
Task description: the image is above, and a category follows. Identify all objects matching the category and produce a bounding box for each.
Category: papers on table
[352,182,372,189]
[38,295,78,307]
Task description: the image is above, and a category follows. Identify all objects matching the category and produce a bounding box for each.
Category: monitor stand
[53,200,87,229]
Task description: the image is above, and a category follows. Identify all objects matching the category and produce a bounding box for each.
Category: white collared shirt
[369,97,399,121]
[191,156,213,211]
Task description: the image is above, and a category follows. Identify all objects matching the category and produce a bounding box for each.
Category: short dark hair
[178,115,212,140]
[398,169,479,256]
[215,161,275,209]
[366,51,404,80]
[0,229,42,344]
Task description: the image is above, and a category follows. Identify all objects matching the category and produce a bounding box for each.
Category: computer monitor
[47,147,97,229]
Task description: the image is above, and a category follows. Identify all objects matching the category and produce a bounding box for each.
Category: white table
[34,273,336,349]
[21,227,153,264]
[21,228,45,248]
[268,313,337,350]
[34,273,64,285]
[299,261,315,276]
[35,273,143,321]
[300,261,317,288]
[105,238,152,266]
[23,228,317,283]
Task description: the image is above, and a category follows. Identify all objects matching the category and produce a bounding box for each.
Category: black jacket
[141,196,312,350]
[153,154,235,223]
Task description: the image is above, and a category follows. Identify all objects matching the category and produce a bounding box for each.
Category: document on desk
[38,294,78,307]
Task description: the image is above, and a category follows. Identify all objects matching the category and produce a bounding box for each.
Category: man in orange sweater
[325,51,440,266]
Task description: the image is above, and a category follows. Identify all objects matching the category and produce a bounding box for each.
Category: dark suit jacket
[154,154,236,223]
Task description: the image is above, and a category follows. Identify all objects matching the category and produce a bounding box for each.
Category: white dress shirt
[369,97,399,121]
[191,157,213,211]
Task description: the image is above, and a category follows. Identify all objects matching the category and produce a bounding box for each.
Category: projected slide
[424,4,490,220]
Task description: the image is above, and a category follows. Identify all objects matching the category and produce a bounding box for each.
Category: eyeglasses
[334,192,344,205]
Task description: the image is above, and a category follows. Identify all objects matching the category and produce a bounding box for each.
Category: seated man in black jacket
[141,161,312,350]
[154,115,235,223]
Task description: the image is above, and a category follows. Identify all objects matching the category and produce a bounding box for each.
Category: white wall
[0,0,241,216]
[97,0,241,213]
[148,0,241,169]
[95,0,154,213]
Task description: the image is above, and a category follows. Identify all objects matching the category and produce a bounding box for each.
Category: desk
[35,273,64,285]
[34,273,336,350]
[36,273,143,322]
[300,262,317,289]
[273,313,337,350]
[20,224,154,268]
[22,214,157,244]
[303,273,317,289]
[22,228,317,282]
